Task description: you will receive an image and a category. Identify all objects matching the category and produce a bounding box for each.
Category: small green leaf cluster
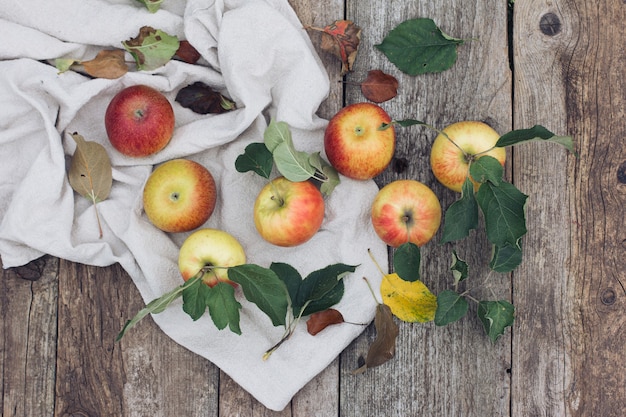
[235,120,340,196]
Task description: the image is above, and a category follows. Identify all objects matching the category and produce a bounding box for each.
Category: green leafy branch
[235,119,340,196]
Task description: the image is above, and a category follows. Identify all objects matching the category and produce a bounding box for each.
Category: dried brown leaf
[306,20,361,75]
[175,82,236,114]
[81,50,128,79]
[361,70,399,103]
[175,40,202,64]
[306,309,345,335]
[353,303,399,374]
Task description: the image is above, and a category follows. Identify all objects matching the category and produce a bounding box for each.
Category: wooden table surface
[2,0,625,416]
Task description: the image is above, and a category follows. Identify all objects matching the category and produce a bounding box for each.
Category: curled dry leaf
[67,132,112,239]
[175,40,202,64]
[306,308,345,335]
[175,82,236,114]
[82,50,128,79]
[361,69,398,103]
[353,303,399,374]
[305,20,361,75]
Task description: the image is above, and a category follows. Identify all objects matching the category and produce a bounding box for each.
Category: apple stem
[268,179,285,207]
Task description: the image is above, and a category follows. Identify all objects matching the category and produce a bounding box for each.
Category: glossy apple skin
[143,159,216,233]
[254,177,325,247]
[430,121,506,192]
[105,85,175,157]
[324,102,395,180]
[371,180,442,247]
[178,228,246,287]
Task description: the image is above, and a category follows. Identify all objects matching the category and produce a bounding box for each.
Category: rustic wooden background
[2,0,625,416]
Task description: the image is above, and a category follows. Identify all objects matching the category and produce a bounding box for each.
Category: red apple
[324,102,395,180]
[143,159,216,233]
[254,177,325,247]
[371,179,442,247]
[178,228,246,287]
[105,85,175,157]
[429,120,506,192]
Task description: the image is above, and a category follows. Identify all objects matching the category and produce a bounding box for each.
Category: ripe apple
[143,159,216,233]
[324,102,395,180]
[429,120,506,192]
[371,179,442,247]
[178,228,246,287]
[105,85,175,157]
[254,177,325,247]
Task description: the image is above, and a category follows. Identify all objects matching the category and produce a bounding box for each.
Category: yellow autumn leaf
[380,273,437,323]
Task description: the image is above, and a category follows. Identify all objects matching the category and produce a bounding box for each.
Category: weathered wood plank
[512,1,626,416]
[341,1,513,416]
[1,256,58,417]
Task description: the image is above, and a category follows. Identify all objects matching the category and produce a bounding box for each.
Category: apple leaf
[309,152,340,196]
[67,132,112,239]
[434,289,469,326]
[450,250,469,284]
[489,243,523,273]
[475,181,528,248]
[269,262,302,309]
[136,0,163,13]
[306,308,345,335]
[81,49,129,79]
[175,40,202,64]
[353,303,399,374]
[272,141,318,182]
[182,276,211,320]
[360,69,399,103]
[228,264,290,327]
[496,125,576,156]
[393,242,421,282]
[469,155,503,186]
[235,142,274,179]
[206,282,242,334]
[375,18,465,75]
[305,20,361,75]
[380,272,437,323]
[175,82,236,114]
[441,178,479,243]
[122,26,179,71]
[296,263,357,316]
[302,280,345,317]
[55,58,78,74]
[263,119,291,152]
[477,300,515,342]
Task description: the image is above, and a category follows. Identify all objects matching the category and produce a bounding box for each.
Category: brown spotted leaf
[361,69,398,103]
[175,82,236,114]
[122,26,179,71]
[306,309,345,335]
[306,20,361,75]
[353,303,399,374]
[68,132,112,239]
[81,50,128,79]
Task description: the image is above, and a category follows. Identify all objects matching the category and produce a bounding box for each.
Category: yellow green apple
[371,179,442,247]
[105,85,175,157]
[430,120,506,192]
[178,228,246,287]
[143,159,216,233]
[324,102,395,180]
[254,177,325,247]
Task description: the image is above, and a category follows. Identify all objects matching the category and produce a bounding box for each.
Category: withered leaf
[175,82,236,114]
[361,69,398,103]
[306,20,361,75]
[353,303,399,374]
[306,308,345,335]
[68,132,112,239]
[122,26,179,71]
[175,40,202,64]
[81,50,128,79]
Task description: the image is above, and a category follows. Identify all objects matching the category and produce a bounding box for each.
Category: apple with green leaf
[105,84,175,157]
[178,228,246,287]
[254,177,325,247]
[143,159,216,233]
[429,120,506,192]
[324,102,395,180]
[371,179,442,247]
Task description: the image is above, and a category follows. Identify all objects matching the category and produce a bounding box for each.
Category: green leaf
[441,178,479,243]
[475,181,528,247]
[206,282,242,334]
[116,275,202,341]
[228,264,289,327]
[434,290,469,326]
[264,119,292,153]
[235,142,274,179]
[383,118,428,129]
[450,250,468,284]
[270,262,302,310]
[393,242,421,282]
[182,278,211,320]
[309,152,340,196]
[272,142,317,182]
[296,264,357,315]
[122,27,179,71]
[495,125,576,155]
[136,0,163,13]
[469,155,503,185]
[477,300,515,342]
[302,280,345,316]
[375,18,464,75]
[489,243,523,272]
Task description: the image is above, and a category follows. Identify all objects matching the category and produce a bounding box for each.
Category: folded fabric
[0,0,388,411]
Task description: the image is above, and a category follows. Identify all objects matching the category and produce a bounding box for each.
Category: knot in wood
[600,288,616,305]
[539,13,562,36]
